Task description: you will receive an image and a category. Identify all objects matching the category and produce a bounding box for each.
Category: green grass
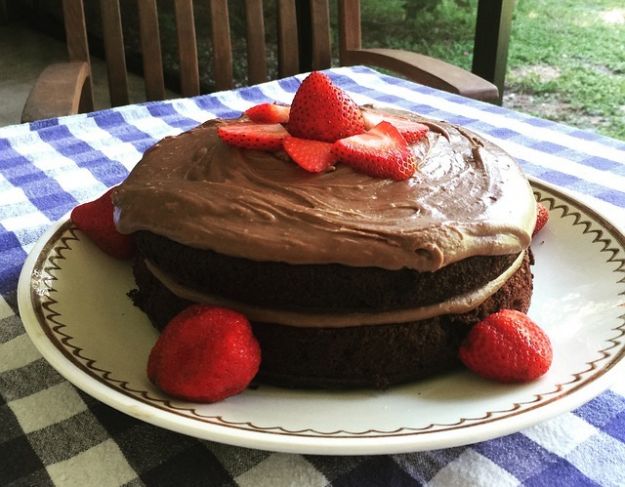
[361,0,625,141]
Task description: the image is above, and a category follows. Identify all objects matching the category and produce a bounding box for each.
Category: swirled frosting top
[113,108,536,272]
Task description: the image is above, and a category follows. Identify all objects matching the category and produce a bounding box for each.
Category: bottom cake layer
[131,252,533,389]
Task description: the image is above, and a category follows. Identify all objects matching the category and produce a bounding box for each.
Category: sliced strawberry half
[245,103,290,124]
[333,121,417,181]
[362,110,429,144]
[287,71,365,142]
[217,122,288,151]
[283,136,336,173]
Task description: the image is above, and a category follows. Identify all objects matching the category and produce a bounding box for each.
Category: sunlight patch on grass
[510,65,561,84]
[599,8,625,24]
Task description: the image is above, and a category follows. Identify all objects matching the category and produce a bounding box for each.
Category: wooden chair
[21,0,499,123]
[306,0,499,104]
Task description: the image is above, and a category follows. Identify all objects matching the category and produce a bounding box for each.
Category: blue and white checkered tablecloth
[2,66,625,486]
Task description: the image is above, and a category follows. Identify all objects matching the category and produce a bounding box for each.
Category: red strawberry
[332,121,417,180]
[459,309,552,383]
[70,188,135,259]
[362,110,429,144]
[287,71,365,142]
[533,202,549,236]
[148,305,261,403]
[245,103,290,124]
[217,122,288,151]
[283,136,336,173]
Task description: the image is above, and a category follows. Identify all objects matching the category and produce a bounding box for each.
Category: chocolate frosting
[113,108,536,272]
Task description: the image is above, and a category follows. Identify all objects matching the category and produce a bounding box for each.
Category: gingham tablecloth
[2,66,625,486]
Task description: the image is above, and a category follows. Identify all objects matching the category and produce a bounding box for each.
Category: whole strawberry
[70,188,135,259]
[287,71,365,142]
[533,202,549,236]
[459,309,552,383]
[148,305,261,403]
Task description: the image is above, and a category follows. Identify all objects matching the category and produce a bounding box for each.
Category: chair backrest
[54,0,499,113]
[61,0,315,108]
[295,0,361,72]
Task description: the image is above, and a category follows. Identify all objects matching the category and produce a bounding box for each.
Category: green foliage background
[358,0,625,140]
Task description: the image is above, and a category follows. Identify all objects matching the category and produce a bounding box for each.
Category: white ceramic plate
[17,180,625,455]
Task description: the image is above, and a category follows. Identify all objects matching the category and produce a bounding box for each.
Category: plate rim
[17,179,625,454]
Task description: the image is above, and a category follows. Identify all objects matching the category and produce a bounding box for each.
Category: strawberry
[70,188,135,259]
[283,136,336,173]
[332,121,417,181]
[245,103,290,124]
[287,71,365,142]
[217,122,288,151]
[533,202,549,236]
[362,110,429,144]
[148,305,261,403]
[459,309,552,383]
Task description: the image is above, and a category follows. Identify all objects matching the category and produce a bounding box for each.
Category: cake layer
[135,231,521,312]
[113,108,536,272]
[143,250,525,326]
[131,251,533,388]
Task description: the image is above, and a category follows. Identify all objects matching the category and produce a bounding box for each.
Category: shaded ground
[503,69,617,137]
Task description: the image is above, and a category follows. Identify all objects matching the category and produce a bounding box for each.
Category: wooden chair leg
[472,0,515,105]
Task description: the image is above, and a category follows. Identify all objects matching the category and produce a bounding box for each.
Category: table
[2,66,625,486]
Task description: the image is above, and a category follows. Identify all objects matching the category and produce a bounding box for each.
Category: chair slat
[339,0,361,57]
[100,0,129,106]
[30,0,502,122]
[137,0,165,100]
[63,0,89,61]
[245,0,267,84]
[309,0,331,69]
[277,0,298,77]
[210,0,233,90]
[62,0,93,110]
[174,0,200,97]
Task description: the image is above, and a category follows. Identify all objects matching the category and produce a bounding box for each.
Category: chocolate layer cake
[113,107,536,389]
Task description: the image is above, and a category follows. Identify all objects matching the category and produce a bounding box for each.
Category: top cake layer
[113,108,535,272]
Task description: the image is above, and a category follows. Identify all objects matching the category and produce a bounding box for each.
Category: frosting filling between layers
[113,108,536,272]
[144,251,526,327]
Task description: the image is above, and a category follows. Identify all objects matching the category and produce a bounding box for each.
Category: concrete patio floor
[0,21,149,127]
